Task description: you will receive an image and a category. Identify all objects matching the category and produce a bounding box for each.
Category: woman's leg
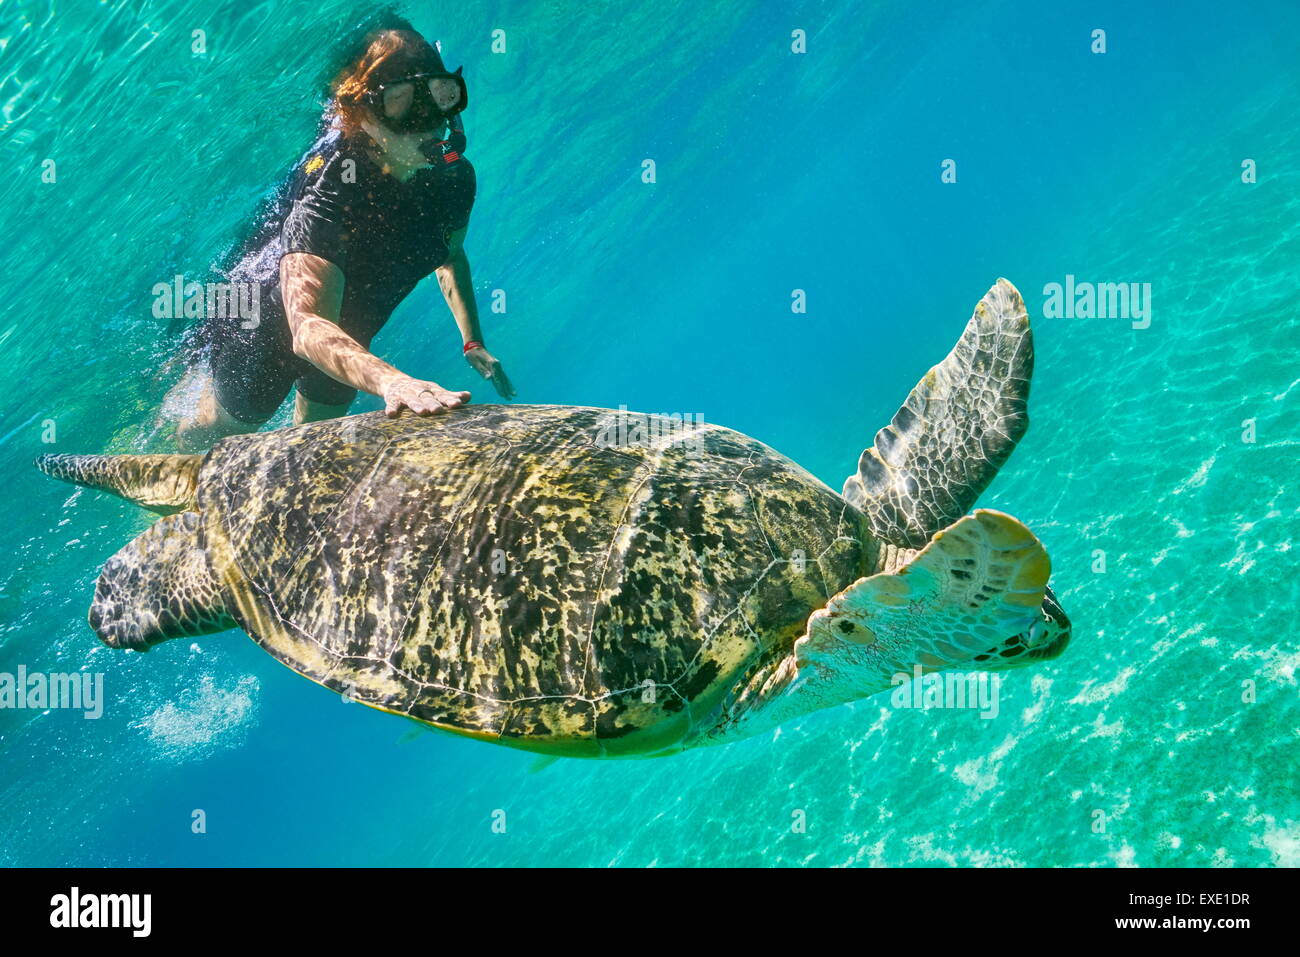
[174,302,295,449]
[293,363,357,425]
[176,377,261,451]
[293,389,353,425]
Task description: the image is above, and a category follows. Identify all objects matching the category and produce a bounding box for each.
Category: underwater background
[1,0,1297,866]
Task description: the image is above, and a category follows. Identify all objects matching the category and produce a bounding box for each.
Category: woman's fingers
[412,390,454,415]
[433,389,470,411]
[427,387,470,414]
[493,367,516,399]
[384,379,471,417]
[472,355,516,399]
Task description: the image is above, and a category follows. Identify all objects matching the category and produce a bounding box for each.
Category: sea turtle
[37,279,1070,757]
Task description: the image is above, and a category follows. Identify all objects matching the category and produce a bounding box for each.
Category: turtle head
[971,584,1072,673]
[89,512,235,651]
[699,512,1072,749]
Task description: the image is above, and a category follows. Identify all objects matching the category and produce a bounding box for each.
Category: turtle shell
[197,405,869,756]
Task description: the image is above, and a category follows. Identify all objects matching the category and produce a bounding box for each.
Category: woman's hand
[381,376,471,417]
[465,346,517,399]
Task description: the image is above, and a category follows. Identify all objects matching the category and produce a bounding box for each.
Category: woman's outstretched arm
[281,251,470,415]
[436,225,516,399]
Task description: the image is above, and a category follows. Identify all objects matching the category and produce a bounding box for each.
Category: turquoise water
[2,0,1298,866]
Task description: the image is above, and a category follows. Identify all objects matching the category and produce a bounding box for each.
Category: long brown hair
[330,28,443,136]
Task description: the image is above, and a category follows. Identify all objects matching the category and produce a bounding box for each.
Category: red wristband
[463,340,483,354]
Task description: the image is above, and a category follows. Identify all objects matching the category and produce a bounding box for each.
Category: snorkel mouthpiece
[420,113,467,165]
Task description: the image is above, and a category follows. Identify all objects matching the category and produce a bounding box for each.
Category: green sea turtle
[37,279,1070,757]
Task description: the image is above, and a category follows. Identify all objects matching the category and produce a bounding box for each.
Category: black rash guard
[206,121,476,423]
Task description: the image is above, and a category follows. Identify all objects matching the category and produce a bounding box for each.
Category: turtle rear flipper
[791,510,1055,708]
[91,512,235,650]
[36,452,202,514]
[844,278,1033,548]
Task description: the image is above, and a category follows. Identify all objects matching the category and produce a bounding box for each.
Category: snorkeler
[169,21,514,451]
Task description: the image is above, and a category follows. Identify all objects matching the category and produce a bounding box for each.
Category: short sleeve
[443,158,477,235]
[281,151,354,272]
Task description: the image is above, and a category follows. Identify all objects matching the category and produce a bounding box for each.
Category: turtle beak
[971,585,1071,672]
[1023,586,1072,662]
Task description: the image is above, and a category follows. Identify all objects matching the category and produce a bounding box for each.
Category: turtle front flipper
[91,512,235,650]
[36,453,202,514]
[843,279,1033,548]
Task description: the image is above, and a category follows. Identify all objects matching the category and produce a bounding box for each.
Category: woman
[172,23,513,451]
